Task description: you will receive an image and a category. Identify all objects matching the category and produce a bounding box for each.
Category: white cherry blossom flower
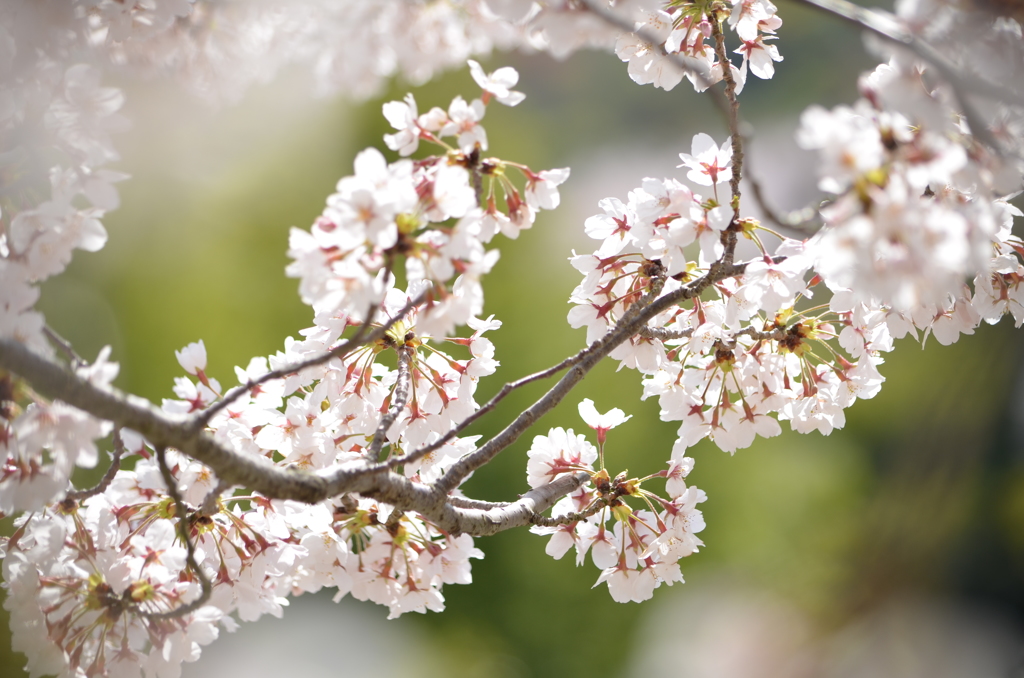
[678,133,733,187]
[383,93,422,156]
[526,427,597,488]
[615,10,684,91]
[585,197,636,257]
[175,339,207,376]
[525,167,570,210]
[578,398,631,444]
[797,103,884,194]
[468,59,526,106]
[440,96,487,152]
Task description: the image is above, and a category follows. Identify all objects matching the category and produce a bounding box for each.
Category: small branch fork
[376,347,591,472]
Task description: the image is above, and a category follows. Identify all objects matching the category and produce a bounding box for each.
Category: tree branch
[447,495,511,511]
[748,174,822,234]
[531,494,610,528]
[368,344,413,459]
[44,325,83,367]
[435,471,592,537]
[637,325,694,341]
[711,17,744,220]
[64,425,124,503]
[0,337,331,504]
[0,337,599,537]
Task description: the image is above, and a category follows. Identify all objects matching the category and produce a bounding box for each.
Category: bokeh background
[5,1,1024,676]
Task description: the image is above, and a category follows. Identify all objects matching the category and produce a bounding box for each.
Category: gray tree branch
[0,338,596,536]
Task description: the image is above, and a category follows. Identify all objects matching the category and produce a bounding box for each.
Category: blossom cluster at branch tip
[529,400,705,603]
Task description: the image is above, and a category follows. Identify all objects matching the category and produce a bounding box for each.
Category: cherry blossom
[175,340,207,377]
[678,133,734,188]
[578,398,632,445]
[468,59,526,106]
[383,93,423,156]
[615,9,685,91]
[525,168,571,211]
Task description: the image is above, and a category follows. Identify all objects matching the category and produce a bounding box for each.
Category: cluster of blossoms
[4,443,484,677]
[78,0,523,103]
[529,400,706,603]
[613,0,783,92]
[28,0,664,105]
[287,59,568,336]
[565,0,1022,463]
[165,277,504,623]
[569,131,867,454]
[799,55,1024,341]
[5,454,226,678]
[1,0,1023,676]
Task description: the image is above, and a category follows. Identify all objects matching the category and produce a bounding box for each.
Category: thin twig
[447,495,511,510]
[145,447,213,621]
[65,425,124,503]
[718,325,787,350]
[531,497,609,528]
[367,345,413,459]
[711,17,744,221]
[43,326,83,366]
[379,348,591,472]
[195,291,426,429]
[736,325,788,342]
[440,471,595,537]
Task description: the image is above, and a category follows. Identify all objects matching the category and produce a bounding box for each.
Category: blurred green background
[5,1,1024,676]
